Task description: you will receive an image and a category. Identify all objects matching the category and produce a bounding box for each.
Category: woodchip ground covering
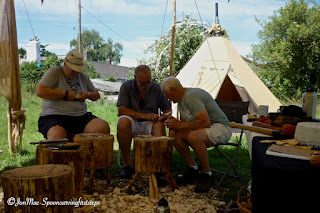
[0,173,225,212]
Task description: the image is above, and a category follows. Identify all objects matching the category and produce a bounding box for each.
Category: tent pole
[169,0,176,76]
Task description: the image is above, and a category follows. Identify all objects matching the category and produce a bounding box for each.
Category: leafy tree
[141,15,210,83]
[18,47,26,57]
[20,52,99,92]
[251,0,320,98]
[70,29,123,64]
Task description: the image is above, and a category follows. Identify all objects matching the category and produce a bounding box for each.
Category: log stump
[36,144,84,198]
[73,133,114,192]
[1,164,73,213]
[126,135,178,199]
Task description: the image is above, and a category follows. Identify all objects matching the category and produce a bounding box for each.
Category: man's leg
[47,126,68,140]
[151,121,166,136]
[117,117,133,167]
[84,118,110,134]
[187,129,211,173]
[171,129,197,167]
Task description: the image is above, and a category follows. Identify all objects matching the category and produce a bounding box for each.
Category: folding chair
[211,100,249,187]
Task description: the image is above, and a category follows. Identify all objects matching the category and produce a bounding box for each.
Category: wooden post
[36,144,84,198]
[78,0,82,52]
[1,164,73,213]
[169,0,176,76]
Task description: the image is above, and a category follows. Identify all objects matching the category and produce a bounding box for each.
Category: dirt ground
[0,173,226,213]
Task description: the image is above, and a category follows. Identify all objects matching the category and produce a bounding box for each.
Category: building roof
[91,61,129,80]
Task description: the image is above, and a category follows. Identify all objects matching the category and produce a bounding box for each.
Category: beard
[139,86,150,94]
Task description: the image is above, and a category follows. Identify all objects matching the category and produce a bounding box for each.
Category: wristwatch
[63,91,68,100]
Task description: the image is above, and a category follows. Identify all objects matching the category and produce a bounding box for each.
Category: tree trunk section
[36,144,84,198]
[73,133,114,169]
[1,164,73,213]
[73,133,114,191]
[134,135,174,173]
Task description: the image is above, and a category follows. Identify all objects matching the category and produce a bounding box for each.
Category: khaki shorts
[118,115,153,137]
[205,123,232,146]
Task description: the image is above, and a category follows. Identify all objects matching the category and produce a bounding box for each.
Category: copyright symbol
[7,197,16,206]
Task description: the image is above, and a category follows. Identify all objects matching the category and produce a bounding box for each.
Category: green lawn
[0,91,252,207]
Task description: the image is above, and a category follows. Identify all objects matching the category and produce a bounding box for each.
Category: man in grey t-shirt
[161,77,231,193]
[36,51,110,140]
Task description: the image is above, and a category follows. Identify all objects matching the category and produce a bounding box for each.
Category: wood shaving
[72,176,223,213]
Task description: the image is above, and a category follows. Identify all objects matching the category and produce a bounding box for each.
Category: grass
[0,90,252,208]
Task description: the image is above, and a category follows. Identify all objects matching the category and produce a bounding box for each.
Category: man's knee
[117,117,132,131]
[47,125,67,139]
[85,118,110,134]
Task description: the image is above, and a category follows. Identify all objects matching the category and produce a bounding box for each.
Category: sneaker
[155,173,167,187]
[176,167,200,185]
[194,173,213,193]
[119,166,134,179]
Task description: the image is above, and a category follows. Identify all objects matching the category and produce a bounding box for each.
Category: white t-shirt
[39,66,96,116]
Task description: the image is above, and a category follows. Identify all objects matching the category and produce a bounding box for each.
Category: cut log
[36,144,84,198]
[134,135,174,173]
[73,133,114,191]
[1,164,73,213]
[126,136,178,198]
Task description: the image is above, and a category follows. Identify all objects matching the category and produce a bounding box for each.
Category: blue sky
[14,0,298,67]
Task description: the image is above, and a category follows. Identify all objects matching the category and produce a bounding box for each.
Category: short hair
[161,77,182,92]
[135,65,151,75]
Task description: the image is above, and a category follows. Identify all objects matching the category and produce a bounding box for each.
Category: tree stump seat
[126,135,178,199]
[36,143,84,198]
[73,133,114,193]
[1,164,73,213]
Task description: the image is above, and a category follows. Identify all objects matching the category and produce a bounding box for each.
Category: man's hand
[164,116,180,129]
[75,92,89,102]
[144,113,159,121]
[158,110,172,121]
[67,91,77,101]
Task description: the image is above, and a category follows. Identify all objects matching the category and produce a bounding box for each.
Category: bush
[20,53,100,92]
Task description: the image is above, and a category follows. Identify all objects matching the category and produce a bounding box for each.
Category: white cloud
[231,40,257,58]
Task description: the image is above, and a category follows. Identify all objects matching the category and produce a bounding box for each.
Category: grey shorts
[206,123,232,145]
[118,115,153,137]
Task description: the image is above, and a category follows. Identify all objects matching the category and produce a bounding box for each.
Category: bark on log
[1,164,73,213]
[73,133,114,192]
[73,133,114,169]
[134,136,174,173]
[36,144,84,198]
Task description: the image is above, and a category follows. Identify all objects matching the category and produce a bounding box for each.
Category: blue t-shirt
[178,88,230,126]
[117,79,171,116]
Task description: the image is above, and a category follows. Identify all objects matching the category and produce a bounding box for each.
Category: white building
[25,36,40,62]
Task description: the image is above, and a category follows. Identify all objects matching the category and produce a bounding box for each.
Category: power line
[160,0,169,37]
[80,5,143,51]
[22,0,35,38]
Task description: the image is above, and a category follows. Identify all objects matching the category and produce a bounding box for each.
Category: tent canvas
[175,36,282,114]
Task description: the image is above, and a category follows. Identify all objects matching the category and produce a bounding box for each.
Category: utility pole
[169,0,176,76]
[78,0,82,53]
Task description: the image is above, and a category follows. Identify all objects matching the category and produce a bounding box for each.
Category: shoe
[155,173,167,187]
[95,168,106,180]
[194,173,213,193]
[176,166,200,185]
[119,166,134,179]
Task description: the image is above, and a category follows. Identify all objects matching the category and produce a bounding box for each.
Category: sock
[190,165,199,170]
[205,171,212,176]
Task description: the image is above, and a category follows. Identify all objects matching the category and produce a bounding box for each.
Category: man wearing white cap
[36,51,110,140]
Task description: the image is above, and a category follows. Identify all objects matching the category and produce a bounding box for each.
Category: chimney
[106,57,111,64]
